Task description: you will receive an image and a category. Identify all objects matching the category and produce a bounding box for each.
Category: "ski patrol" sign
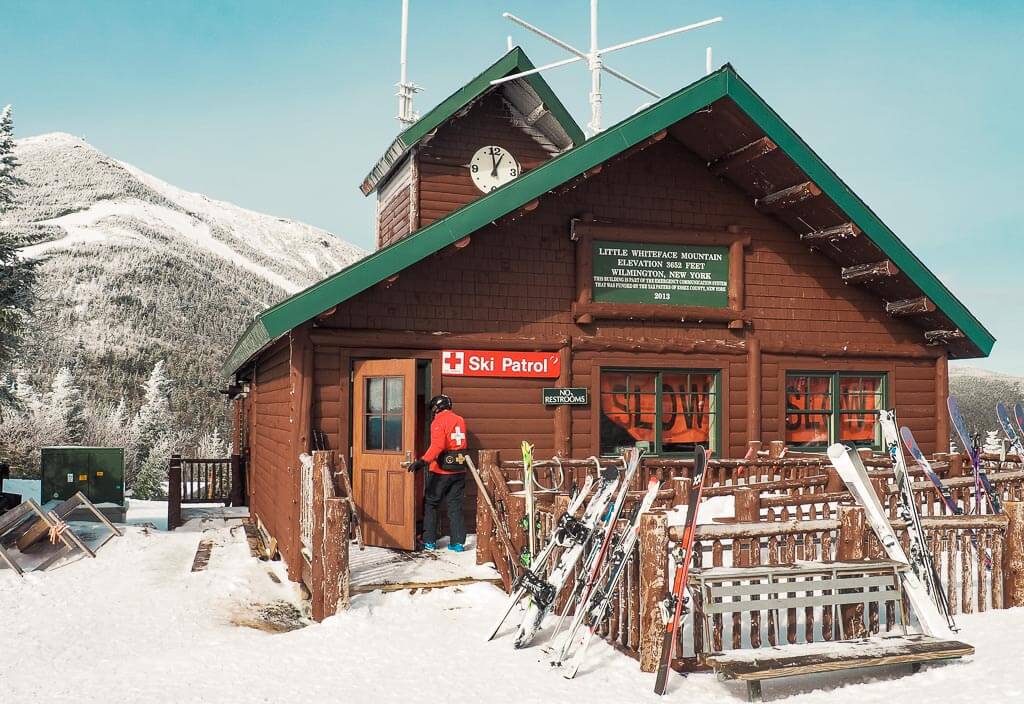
[441,350,560,378]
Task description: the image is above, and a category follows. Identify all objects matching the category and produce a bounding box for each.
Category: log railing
[474,448,1024,675]
[167,454,245,530]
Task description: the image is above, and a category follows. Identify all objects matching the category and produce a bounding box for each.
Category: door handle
[400,451,413,468]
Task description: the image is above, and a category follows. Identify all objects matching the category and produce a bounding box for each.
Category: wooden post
[554,344,572,458]
[229,454,244,507]
[639,510,669,672]
[747,336,761,448]
[311,452,329,621]
[769,441,785,459]
[936,353,949,455]
[322,496,351,614]
[825,467,844,494]
[167,454,182,531]
[949,454,965,478]
[837,505,867,637]
[1003,501,1024,608]
[476,466,493,566]
[673,477,692,510]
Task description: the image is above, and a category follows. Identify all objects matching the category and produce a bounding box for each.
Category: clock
[469,145,520,193]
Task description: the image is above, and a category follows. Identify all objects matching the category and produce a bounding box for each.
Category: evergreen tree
[48,367,85,443]
[197,426,227,458]
[133,435,171,500]
[131,360,174,485]
[0,105,38,409]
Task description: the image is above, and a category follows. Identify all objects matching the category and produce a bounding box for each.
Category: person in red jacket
[408,394,469,552]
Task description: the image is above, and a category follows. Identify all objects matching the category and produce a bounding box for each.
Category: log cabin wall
[376,156,414,249]
[316,134,942,460]
[247,337,301,569]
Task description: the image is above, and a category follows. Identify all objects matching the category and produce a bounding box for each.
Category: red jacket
[422,409,468,474]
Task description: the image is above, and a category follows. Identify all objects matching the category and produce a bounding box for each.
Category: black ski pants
[422,471,467,546]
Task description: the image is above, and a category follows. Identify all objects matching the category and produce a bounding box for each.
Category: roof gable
[360,47,585,196]
[225,65,994,376]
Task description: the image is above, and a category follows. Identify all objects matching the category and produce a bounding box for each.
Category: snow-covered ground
[2,514,1021,703]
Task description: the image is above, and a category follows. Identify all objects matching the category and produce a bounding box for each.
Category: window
[363,376,404,451]
[785,372,886,449]
[600,369,718,455]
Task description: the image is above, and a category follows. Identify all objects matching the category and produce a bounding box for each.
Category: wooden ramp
[349,536,501,595]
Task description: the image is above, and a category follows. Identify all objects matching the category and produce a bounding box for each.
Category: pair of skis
[997,401,1024,459]
[653,446,710,695]
[828,439,956,636]
[879,411,957,631]
[949,396,1002,515]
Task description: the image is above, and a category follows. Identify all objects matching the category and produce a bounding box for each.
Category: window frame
[784,371,888,451]
[597,367,721,457]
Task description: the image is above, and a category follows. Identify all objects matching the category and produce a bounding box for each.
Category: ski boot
[448,543,465,552]
[422,541,437,551]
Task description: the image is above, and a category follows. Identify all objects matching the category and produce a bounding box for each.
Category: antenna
[492,0,722,134]
[706,46,713,75]
[397,0,422,128]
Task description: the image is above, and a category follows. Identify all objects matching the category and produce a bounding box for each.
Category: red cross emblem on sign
[442,350,465,375]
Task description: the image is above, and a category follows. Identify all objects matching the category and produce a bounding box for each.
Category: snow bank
[1,518,1019,703]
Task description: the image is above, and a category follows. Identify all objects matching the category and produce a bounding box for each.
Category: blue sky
[2,1,1022,372]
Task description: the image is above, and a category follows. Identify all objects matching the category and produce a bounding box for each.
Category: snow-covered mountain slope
[948,365,1024,436]
[9,132,365,433]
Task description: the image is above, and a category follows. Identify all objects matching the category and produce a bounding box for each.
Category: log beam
[709,136,777,177]
[841,260,900,284]
[755,181,822,212]
[925,329,965,345]
[885,296,936,316]
[800,222,862,243]
[571,335,747,355]
[571,301,749,326]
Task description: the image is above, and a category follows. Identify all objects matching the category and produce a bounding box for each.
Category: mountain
[8,132,365,437]
[949,364,1024,437]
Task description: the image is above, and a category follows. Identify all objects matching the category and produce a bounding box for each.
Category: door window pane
[385,377,404,413]
[366,377,384,414]
[839,375,883,445]
[363,375,404,451]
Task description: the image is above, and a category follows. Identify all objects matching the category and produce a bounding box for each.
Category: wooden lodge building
[222,49,994,583]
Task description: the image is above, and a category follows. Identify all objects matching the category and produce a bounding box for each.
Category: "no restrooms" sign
[441,350,560,378]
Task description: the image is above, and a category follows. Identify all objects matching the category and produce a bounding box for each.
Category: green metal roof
[224,64,994,376]
[360,47,585,195]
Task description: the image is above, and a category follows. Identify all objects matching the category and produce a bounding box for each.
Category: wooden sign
[441,350,560,378]
[542,387,589,405]
[592,239,729,307]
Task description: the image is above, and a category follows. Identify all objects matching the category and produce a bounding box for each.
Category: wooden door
[352,359,418,550]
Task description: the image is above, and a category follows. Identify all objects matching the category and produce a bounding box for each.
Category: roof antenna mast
[397,0,422,128]
[492,0,721,135]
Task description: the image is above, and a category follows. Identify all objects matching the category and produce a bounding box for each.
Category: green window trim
[784,371,888,451]
[598,367,721,457]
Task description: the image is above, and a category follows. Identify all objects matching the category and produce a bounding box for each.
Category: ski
[827,443,954,637]
[486,472,596,641]
[522,441,536,567]
[880,411,956,630]
[900,425,960,516]
[465,456,522,586]
[1014,402,1024,442]
[550,447,645,664]
[516,450,642,649]
[509,470,618,647]
[948,395,1002,514]
[997,402,1024,457]
[561,475,662,679]
[654,446,710,695]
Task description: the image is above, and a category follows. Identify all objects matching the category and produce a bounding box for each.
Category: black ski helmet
[428,394,453,416]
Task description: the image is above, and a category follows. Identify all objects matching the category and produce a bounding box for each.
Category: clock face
[469,145,520,193]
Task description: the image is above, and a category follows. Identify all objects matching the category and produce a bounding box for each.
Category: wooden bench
[691,561,974,701]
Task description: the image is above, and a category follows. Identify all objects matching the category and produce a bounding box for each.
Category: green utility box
[41,447,125,506]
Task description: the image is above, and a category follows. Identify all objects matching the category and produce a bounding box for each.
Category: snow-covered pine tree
[131,360,175,487]
[983,429,1003,455]
[133,435,172,500]
[0,105,39,409]
[197,427,227,458]
[48,367,86,443]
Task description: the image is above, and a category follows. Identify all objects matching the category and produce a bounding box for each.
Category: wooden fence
[475,448,1024,674]
[166,454,245,530]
